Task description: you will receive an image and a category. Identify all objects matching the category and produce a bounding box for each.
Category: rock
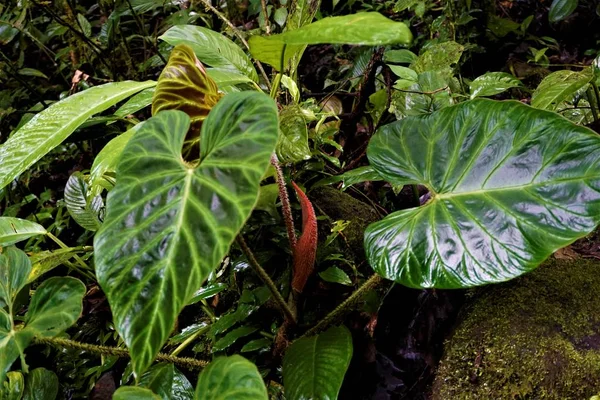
[431,258,600,400]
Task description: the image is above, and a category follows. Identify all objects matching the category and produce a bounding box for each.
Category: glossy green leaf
[319,266,352,286]
[89,123,143,194]
[316,166,384,190]
[152,45,222,141]
[22,368,58,400]
[0,80,156,190]
[283,325,353,400]
[249,12,412,70]
[17,68,48,80]
[114,87,156,117]
[210,287,270,337]
[206,68,254,88]
[391,71,452,118]
[0,218,46,247]
[113,387,161,400]
[241,338,272,353]
[187,283,227,306]
[0,310,32,383]
[469,72,522,99]
[138,363,194,400]
[24,277,85,337]
[1,371,24,400]
[159,26,258,82]
[283,0,321,74]
[95,92,279,377]
[531,68,593,110]
[549,0,578,22]
[366,99,600,289]
[64,172,103,231]
[195,355,267,400]
[277,105,311,163]
[169,322,209,345]
[0,247,31,308]
[213,326,258,352]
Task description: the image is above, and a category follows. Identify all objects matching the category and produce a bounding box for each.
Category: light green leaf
[281,75,300,103]
[0,80,156,190]
[159,25,258,82]
[27,248,84,284]
[277,105,311,163]
[113,387,161,400]
[89,123,143,194]
[22,368,58,400]
[384,49,418,64]
[531,68,593,110]
[0,310,33,383]
[411,41,464,74]
[0,247,31,308]
[549,0,578,22]
[206,68,254,88]
[274,7,288,27]
[319,266,352,286]
[388,65,418,81]
[114,88,156,117]
[24,277,85,337]
[366,99,600,289]
[1,371,24,400]
[469,72,522,99]
[0,218,46,247]
[213,326,258,352]
[249,12,412,70]
[95,92,279,378]
[195,355,268,400]
[64,172,103,231]
[283,325,353,400]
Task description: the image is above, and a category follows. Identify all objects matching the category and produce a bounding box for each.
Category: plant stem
[301,274,386,338]
[196,0,272,90]
[33,337,208,370]
[271,154,297,249]
[170,324,211,356]
[591,81,600,121]
[261,0,271,34]
[237,236,297,324]
[45,232,92,273]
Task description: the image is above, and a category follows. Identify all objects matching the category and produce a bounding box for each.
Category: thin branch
[33,336,209,370]
[271,154,297,249]
[260,0,271,34]
[237,235,297,324]
[301,274,387,338]
[196,0,271,90]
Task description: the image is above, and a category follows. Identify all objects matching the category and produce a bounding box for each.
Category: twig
[301,274,387,338]
[33,336,209,370]
[237,236,297,324]
[261,0,271,34]
[196,0,271,90]
[271,154,297,249]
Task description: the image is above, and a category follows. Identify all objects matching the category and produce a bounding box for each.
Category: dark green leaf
[195,355,268,400]
[213,326,258,352]
[113,387,161,400]
[549,0,578,22]
[114,88,156,117]
[315,166,384,190]
[283,325,353,400]
[0,247,31,308]
[241,338,272,353]
[139,363,174,400]
[64,172,103,231]
[187,283,227,306]
[22,368,58,400]
[366,99,600,289]
[0,218,46,247]
[95,92,278,377]
[0,81,156,190]
[319,266,352,286]
[159,26,258,82]
[1,371,24,400]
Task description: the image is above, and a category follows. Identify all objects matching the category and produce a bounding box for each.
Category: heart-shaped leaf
[365,99,600,288]
[152,44,222,158]
[194,355,268,400]
[95,92,279,378]
[0,80,155,190]
[0,247,31,308]
[159,26,259,82]
[249,12,412,70]
[0,218,46,247]
[138,363,194,400]
[22,368,58,400]
[283,325,353,400]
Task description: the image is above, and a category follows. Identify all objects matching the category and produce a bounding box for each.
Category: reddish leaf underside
[291,181,318,293]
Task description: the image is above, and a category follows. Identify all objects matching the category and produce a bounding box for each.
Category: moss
[431,258,600,400]
[309,186,380,261]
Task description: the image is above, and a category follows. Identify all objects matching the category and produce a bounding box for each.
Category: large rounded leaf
[365,99,600,288]
[283,325,353,400]
[94,92,279,377]
[0,81,155,190]
[194,355,267,400]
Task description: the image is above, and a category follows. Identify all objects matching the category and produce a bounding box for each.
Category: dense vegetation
[1,0,600,398]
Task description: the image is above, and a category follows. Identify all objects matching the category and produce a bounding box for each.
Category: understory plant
[1,1,600,399]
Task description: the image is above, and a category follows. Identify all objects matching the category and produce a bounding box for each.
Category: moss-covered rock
[431,258,600,400]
